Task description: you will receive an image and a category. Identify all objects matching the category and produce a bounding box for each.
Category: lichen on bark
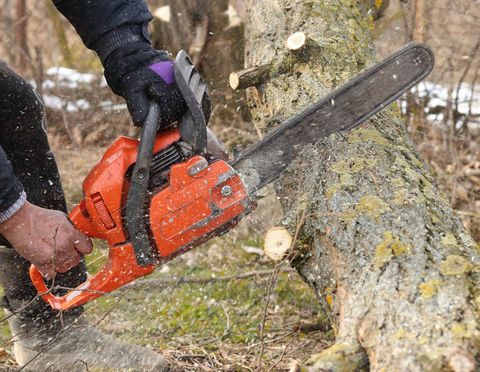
[244,0,480,370]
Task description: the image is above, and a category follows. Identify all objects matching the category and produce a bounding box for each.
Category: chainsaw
[30,43,434,311]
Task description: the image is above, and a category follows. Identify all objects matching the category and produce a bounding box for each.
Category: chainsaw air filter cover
[72,127,253,260]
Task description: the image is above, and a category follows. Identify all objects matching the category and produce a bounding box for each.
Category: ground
[0,146,332,371]
[0,105,477,372]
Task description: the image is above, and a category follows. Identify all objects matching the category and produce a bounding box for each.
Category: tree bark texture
[244,1,480,371]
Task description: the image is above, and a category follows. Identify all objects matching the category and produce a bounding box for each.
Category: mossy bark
[244,0,480,370]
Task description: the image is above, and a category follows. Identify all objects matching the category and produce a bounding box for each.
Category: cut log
[263,226,292,261]
[153,5,171,22]
[244,1,480,371]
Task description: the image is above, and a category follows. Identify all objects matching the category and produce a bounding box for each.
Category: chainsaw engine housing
[70,127,254,263]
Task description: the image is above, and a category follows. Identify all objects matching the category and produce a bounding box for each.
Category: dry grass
[406,116,479,242]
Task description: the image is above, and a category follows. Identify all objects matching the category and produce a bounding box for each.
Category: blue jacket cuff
[0,191,27,224]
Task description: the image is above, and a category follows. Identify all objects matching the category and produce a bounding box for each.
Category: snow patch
[400,81,480,126]
[45,67,95,89]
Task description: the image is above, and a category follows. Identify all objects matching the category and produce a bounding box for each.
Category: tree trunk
[14,0,28,71]
[45,0,74,68]
[150,0,252,147]
[243,1,480,370]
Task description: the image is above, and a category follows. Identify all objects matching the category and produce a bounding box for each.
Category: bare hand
[0,201,93,279]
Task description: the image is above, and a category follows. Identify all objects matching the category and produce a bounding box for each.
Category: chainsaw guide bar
[233,42,434,194]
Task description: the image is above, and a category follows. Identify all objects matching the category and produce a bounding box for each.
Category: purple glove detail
[149,61,175,85]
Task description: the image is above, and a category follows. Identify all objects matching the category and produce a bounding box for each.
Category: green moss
[332,157,378,175]
[327,157,378,198]
[326,184,342,198]
[85,239,109,274]
[439,255,472,276]
[347,127,390,146]
[331,160,350,175]
[392,328,407,339]
[393,189,410,206]
[411,155,425,169]
[374,234,393,269]
[306,342,365,370]
[451,321,478,340]
[86,238,323,350]
[355,195,390,220]
[418,279,442,299]
[391,240,409,256]
[418,175,437,201]
[340,210,357,224]
[393,156,419,182]
[391,177,407,188]
[452,323,468,338]
[430,214,440,224]
[473,296,480,311]
[415,351,445,372]
[391,328,417,340]
[374,232,410,270]
[340,177,354,192]
[441,233,459,248]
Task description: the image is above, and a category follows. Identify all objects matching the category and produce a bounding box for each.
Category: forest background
[0,0,478,370]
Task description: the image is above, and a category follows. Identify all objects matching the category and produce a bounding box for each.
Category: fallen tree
[240,0,480,370]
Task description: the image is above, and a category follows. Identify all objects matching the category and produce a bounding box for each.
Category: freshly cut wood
[154,5,171,22]
[286,31,307,51]
[264,226,292,261]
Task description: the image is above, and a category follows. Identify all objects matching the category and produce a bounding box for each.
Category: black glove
[103,41,210,128]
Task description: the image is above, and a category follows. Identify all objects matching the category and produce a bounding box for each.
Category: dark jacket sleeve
[52,0,153,61]
[0,145,24,215]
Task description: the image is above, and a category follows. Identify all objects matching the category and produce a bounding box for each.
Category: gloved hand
[0,201,93,279]
[103,42,210,129]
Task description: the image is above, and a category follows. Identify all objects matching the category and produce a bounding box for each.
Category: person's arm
[0,146,27,224]
[0,146,92,278]
[51,0,152,63]
[52,0,210,129]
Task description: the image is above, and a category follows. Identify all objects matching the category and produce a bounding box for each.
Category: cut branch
[230,60,291,90]
[286,32,307,51]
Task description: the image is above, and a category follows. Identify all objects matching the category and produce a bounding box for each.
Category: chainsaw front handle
[29,242,154,311]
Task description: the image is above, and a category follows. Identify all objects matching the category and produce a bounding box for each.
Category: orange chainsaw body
[30,127,254,310]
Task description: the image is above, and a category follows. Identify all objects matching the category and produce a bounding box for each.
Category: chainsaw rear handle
[28,101,161,311]
[29,243,154,311]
